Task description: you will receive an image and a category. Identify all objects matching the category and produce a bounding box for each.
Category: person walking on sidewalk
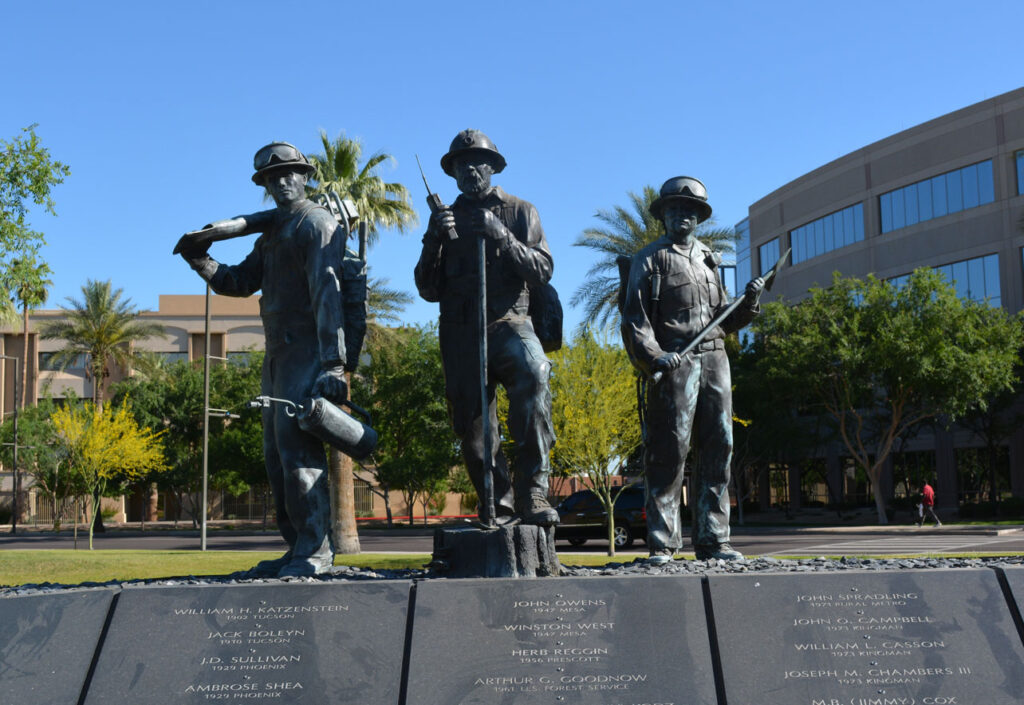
[917,482,942,527]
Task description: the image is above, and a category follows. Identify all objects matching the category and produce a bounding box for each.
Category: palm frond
[306,131,418,247]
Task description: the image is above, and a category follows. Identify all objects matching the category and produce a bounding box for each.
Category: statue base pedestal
[431,524,561,578]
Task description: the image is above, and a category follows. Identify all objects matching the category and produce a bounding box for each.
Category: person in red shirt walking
[917,482,942,527]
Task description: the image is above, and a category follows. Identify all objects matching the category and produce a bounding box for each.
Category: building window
[758,237,780,276]
[156,351,189,364]
[890,253,1001,307]
[790,203,864,265]
[879,160,995,234]
[1017,150,1024,196]
[39,352,88,370]
[227,351,253,366]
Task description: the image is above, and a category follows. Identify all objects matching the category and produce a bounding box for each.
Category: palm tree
[38,279,166,411]
[6,256,52,408]
[305,130,418,247]
[571,185,737,332]
[302,131,419,554]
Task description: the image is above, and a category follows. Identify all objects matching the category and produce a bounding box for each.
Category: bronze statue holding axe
[174,142,352,577]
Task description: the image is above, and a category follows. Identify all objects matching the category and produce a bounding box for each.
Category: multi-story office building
[736,86,1024,512]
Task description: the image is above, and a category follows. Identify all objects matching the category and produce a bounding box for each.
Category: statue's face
[662,203,700,240]
[264,168,307,206]
[453,154,494,197]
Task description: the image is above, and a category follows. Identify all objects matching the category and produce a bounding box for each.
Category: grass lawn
[0,551,432,587]
[0,550,662,587]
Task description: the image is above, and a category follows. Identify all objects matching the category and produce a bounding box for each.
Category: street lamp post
[200,285,238,551]
[202,285,211,550]
[1,354,21,535]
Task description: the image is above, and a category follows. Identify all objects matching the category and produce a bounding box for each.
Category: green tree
[39,279,166,409]
[956,346,1024,511]
[207,352,266,507]
[112,352,266,528]
[351,325,457,527]
[571,185,736,331]
[0,397,70,529]
[0,125,69,300]
[731,336,838,520]
[51,400,167,548]
[549,330,643,555]
[305,130,417,246]
[753,269,1024,524]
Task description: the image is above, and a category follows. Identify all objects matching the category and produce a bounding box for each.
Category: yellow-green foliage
[549,331,642,485]
[51,401,168,492]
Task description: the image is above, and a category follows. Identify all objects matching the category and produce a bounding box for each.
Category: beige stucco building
[0,293,466,526]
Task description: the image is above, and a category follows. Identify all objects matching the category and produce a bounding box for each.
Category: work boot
[517,492,559,526]
[647,548,674,566]
[239,551,292,578]
[694,543,744,561]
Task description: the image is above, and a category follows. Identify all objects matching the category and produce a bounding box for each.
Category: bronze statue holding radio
[414,129,561,529]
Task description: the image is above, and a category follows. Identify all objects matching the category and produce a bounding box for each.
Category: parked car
[554,485,647,549]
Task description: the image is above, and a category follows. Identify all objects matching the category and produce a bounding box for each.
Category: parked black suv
[554,484,647,549]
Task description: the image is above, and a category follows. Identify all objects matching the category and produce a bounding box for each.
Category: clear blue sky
[3,0,1021,333]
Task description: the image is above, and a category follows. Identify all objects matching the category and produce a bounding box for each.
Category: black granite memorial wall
[81,581,410,705]
[708,569,1024,705]
[0,588,115,705]
[4,566,1024,704]
[406,575,715,704]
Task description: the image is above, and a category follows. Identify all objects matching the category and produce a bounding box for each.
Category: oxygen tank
[295,397,378,461]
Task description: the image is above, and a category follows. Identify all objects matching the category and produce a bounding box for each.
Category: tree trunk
[92,503,106,533]
[733,467,745,527]
[147,482,159,522]
[329,372,360,554]
[52,489,61,532]
[20,303,29,409]
[988,439,1000,516]
[330,448,361,553]
[869,464,889,525]
[88,492,98,550]
[382,487,393,527]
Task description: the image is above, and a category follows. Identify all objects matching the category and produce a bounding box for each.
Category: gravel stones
[4,554,1023,597]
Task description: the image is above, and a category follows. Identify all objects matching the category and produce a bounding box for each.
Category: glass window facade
[879,160,995,234]
[719,264,737,298]
[890,253,1001,307]
[790,203,864,264]
[734,218,752,290]
[734,218,754,346]
[39,352,89,370]
[758,237,780,277]
[1017,151,1024,196]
